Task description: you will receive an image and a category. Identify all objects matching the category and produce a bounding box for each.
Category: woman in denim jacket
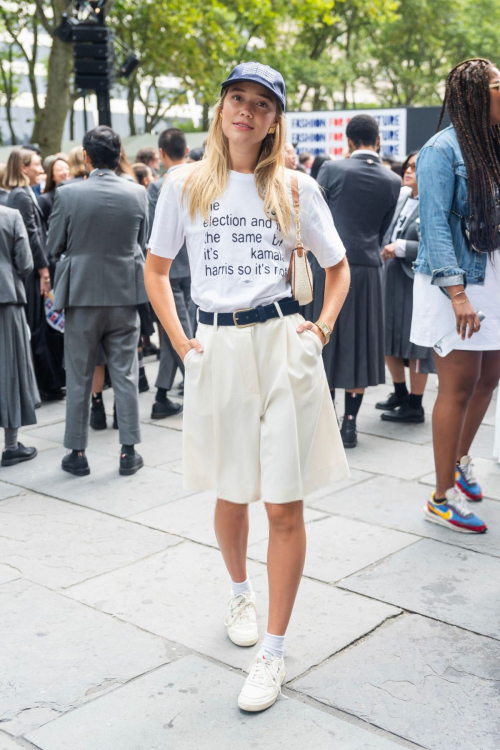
[411,58,500,534]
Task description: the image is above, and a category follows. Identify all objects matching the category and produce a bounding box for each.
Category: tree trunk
[36,36,73,157]
[0,55,17,145]
[127,76,137,135]
[202,100,210,131]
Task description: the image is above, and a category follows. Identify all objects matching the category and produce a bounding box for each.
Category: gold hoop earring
[268,127,276,134]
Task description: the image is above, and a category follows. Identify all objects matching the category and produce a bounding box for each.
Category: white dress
[494,390,500,463]
[410,257,500,351]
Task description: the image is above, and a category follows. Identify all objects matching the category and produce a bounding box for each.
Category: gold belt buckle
[233,308,256,328]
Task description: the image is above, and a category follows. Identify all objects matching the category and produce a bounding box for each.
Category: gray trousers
[64,306,141,450]
[156,277,193,391]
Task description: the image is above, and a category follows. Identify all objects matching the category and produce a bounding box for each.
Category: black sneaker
[151,399,183,419]
[40,388,66,402]
[139,371,150,393]
[381,403,425,423]
[119,449,144,476]
[90,397,107,430]
[375,392,409,411]
[1,443,37,466]
[62,450,90,477]
[340,416,357,448]
[142,343,159,357]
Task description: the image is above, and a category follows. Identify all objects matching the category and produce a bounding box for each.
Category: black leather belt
[199,298,300,328]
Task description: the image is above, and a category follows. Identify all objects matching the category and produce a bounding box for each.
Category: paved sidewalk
[0,357,498,750]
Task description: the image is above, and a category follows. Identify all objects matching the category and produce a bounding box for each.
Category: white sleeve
[148,174,185,259]
[300,180,346,268]
[395,239,407,257]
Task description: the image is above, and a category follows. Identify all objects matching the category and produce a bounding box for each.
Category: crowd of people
[0,57,499,714]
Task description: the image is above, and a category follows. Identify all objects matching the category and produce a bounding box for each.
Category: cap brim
[221,77,284,109]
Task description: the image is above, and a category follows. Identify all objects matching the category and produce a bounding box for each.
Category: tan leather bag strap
[290,173,304,257]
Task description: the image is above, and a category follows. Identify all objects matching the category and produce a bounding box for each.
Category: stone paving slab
[294,614,500,750]
[339,538,500,639]
[471,423,497,460]
[420,457,500,501]
[0,733,26,750]
[18,400,66,430]
[248,515,419,583]
[0,481,22,501]
[304,468,375,504]
[0,493,181,589]
[66,541,399,682]
[130,491,327,548]
[22,421,183,468]
[0,564,21,585]
[312,476,500,557]
[27,655,404,750]
[0,448,194,518]
[356,409,433,446]
[0,579,169,735]
[340,433,435,480]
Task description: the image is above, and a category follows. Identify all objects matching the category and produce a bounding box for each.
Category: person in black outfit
[38,157,71,223]
[316,115,401,448]
[0,163,9,205]
[5,148,65,401]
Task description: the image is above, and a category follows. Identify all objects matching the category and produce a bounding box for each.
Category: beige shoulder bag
[287,173,313,306]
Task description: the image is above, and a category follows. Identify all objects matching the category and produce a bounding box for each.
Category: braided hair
[437,58,500,254]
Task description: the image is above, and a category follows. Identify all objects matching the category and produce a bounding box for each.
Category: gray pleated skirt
[0,304,40,428]
[323,264,386,390]
[384,260,436,374]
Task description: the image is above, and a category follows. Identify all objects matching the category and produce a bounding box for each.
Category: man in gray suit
[148,128,192,419]
[48,126,148,477]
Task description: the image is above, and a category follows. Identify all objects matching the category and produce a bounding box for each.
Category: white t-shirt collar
[350,149,380,159]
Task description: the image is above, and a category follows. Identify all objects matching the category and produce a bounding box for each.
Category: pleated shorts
[182,310,349,504]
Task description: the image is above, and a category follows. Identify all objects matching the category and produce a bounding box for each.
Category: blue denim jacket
[413,125,487,287]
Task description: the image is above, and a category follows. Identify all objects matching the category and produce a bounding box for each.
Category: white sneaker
[224,591,258,647]
[238,649,286,712]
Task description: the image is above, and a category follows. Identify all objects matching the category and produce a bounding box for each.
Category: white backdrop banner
[285,108,407,159]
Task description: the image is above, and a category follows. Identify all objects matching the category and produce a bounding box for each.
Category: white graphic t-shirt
[148,166,346,313]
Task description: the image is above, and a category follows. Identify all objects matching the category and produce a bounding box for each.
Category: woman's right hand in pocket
[454,298,481,340]
[180,338,204,362]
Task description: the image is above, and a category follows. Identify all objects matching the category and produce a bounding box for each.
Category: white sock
[261,632,285,659]
[230,577,253,597]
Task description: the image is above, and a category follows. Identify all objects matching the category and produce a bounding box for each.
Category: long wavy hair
[438,58,500,254]
[182,89,291,236]
[4,148,34,189]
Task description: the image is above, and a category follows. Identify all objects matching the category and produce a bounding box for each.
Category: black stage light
[54,13,80,42]
[118,54,140,78]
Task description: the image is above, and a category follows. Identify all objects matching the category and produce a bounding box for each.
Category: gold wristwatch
[315,320,331,345]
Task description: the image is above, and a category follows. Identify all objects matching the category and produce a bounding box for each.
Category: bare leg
[386,355,406,384]
[214,498,249,584]
[432,351,481,496]
[458,350,500,459]
[409,359,428,396]
[92,365,105,394]
[265,501,306,635]
[345,388,365,395]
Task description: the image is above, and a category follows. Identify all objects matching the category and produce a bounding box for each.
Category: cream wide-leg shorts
[182,310,350,505]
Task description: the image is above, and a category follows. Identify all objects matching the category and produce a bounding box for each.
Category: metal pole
[96,88,112,126]
[83,92,88,132]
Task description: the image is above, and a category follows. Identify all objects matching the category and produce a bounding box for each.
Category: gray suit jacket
[7,186,48,269]
[48,169,149,309]
[0,205,33,304]
[382,190,420,280]
[317,153,401,267]
[148,173,190,280]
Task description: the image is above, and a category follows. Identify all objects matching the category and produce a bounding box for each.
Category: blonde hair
[68,146,87,178]
[4,148,35,189]
[183,91,291,236]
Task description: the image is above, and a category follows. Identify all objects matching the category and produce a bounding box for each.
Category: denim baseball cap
[221,62,286,110]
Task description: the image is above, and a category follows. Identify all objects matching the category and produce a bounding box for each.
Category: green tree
[0,43,21,144]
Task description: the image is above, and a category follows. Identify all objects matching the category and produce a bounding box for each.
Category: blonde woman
[145,63,350,712]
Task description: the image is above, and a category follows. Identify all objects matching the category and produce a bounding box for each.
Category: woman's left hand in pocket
[296,320,325,346]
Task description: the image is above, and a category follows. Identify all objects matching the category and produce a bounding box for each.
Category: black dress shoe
[119,449,144,476]
[90,397,107,430]
[340,416,357,448]
[381,403,425,423]
[62,450,90,476]
[139,371,150,393]
[1,443,37,466]
[375,392,409,411]
[142,343,159,357]
[151,399,183,419]
[40,388,66,402]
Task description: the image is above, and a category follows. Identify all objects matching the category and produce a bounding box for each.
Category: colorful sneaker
[424,488,487,534]
[455,455,483,501]
[224,591,258,647]
[238,649,285,712]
